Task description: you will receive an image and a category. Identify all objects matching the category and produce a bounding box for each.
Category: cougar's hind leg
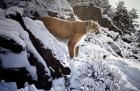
[75,46,79,57]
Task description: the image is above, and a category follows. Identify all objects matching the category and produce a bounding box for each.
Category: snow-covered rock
[0,17,52,90]
[22,17,71,78]
[1,0,75,20]
[0,8,6,17]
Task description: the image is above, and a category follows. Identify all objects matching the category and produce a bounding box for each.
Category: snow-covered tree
[97,0,112,15]
[129,8,139,29]
[112,1,139,35]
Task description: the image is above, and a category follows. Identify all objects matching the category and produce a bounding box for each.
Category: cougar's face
[90,21,100,34]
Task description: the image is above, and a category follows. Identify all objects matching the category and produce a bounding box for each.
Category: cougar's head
[87,20,100,34]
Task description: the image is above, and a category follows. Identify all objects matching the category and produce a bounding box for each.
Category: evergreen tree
[129,8,139,28]
[100,0,111,15]
[112,1,139,35]
[91,0,112,15]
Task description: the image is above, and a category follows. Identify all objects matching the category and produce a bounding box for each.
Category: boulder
[0,17,52,90]
[73,3,123,35]
[19,13,71,78]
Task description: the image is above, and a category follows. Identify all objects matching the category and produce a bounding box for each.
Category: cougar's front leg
[68,39,77,59]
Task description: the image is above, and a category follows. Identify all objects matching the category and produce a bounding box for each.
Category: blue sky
[109,0,140,24]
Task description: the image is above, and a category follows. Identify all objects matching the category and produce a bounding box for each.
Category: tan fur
[40,16,100,58]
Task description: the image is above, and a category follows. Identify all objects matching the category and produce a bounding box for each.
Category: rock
[122,37,132,43]
[73,3,123,36]
[1,0,75,20]
[0,67,31,89]
[0,36,24,53]
[73,3,102,23]
[28,52,52,90]
[0,17,52,90]
[0,0,7,9]
[6,11,71,79]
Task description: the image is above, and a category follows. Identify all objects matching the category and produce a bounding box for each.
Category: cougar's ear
[94,19,98,23]
[87,20,93,27]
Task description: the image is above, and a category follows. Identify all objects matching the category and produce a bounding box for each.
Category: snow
[23,17,70,68]
[0,17,50,80]
[43,0,74,19]
[0,50,29,68]
[0,23,38,81]
[105,58,139,91]
[102,15,112,21]
[82,28,140,91]
[17,84,42,91]
[0,30,26,48]
[0,8,6,17]
[1,0,74,19]
[0,81,17,91]
[0,19,28,68]
[71,1,92,7]
[6,6,23,16]
[67,43,120,91]
[51,78,66,91]
[107,57,140,90]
